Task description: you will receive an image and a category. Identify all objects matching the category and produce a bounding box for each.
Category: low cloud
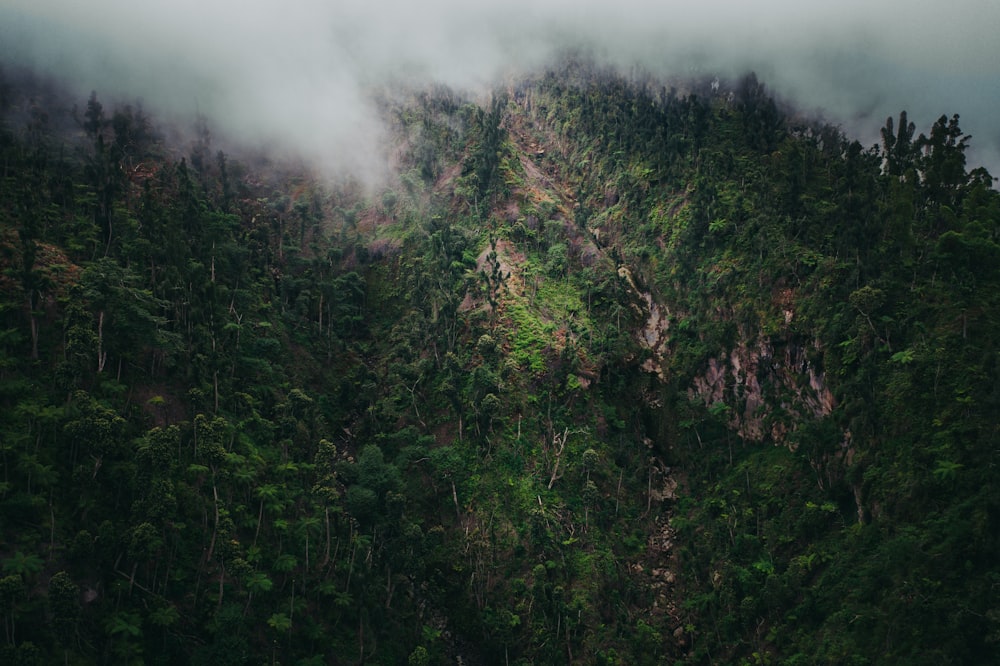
[3,0,998,175]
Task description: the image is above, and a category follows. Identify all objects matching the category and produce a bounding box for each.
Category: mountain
[1,60,998,665]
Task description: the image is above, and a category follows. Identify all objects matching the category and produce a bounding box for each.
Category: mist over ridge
[2,4,1000,666]
[3,0,998,176]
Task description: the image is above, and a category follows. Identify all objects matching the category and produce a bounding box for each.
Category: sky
[2,0,999,177]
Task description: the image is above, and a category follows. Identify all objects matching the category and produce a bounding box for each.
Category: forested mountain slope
[1,61,998,665]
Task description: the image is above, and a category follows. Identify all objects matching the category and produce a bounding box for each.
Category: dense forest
[0,59,998,665]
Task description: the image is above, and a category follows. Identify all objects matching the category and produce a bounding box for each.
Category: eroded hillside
[1,61,998,665]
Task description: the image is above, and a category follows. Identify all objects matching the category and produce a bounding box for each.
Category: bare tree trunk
[207,482,220,561]
[217,560,225,611]
[97,311,107,372]
[385,566,394,609]
[615,469,623,517]
[358,615,364,664]
[345,533,357,593]
[27,293,38,360]
[253,500,264,547]
[322,507,331,567]
[547,428,568,490]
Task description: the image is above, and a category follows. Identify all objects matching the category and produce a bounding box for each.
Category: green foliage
[0,62,997,666]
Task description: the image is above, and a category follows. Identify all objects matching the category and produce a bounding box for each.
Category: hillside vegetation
[1,61,998,664]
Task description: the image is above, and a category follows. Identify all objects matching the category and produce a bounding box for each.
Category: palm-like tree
[296,515,322,570]
[2,552,43,579]
[253,484,286,546]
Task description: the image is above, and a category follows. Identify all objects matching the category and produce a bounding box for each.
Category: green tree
[47,571,80,647]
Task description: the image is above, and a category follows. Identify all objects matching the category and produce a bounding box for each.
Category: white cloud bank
[2,0,998,174]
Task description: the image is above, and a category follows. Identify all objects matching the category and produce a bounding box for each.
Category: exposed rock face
[617,268,672,379]
[639,296,671,379]
[630,509,685,650]
[628,282,835,445]
[690,336,836,443]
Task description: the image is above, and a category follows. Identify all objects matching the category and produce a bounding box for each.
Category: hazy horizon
[3,1,998,177]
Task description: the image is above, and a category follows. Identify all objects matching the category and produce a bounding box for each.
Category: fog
[3,0,998,176]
